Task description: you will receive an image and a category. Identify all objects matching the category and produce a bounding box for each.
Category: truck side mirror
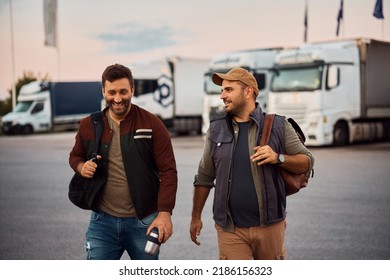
[327,65,339,90]
[253,73,266,91]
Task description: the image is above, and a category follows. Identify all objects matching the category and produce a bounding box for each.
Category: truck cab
[202,48,283,134]
[130,57,209,134]
[1,81,51,134]
[2,80,103,135]
[131,59,173,123]
[268,38,390,146]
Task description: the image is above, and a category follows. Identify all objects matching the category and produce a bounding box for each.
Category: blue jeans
[85,211,159,260]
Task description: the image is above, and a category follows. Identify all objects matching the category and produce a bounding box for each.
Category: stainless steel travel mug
[144,227,161,256]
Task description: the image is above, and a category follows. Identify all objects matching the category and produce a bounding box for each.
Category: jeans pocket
[138,212,158,227]
[90,211,102,221]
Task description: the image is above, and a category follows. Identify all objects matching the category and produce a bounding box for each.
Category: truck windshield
[14,101,33,112]
[134,79,158,97]
[271,66,322,92]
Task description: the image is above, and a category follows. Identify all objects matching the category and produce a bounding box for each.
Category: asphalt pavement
[0,132,390,260]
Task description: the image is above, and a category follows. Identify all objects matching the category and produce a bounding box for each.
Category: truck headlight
[12,119,20,126]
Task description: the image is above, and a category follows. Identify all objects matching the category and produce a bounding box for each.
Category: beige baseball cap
[212,67,259,95]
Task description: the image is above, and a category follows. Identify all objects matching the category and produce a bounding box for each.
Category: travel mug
[144,227,161,256]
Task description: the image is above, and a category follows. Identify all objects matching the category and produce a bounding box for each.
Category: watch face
[278,154,285,164]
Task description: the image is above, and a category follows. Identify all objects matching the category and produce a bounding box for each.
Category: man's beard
[108,100,130,116]
[223,96,245,116]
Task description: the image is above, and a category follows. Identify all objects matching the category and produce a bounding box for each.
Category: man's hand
[147,211,173,243]
[251,145,278,165]
[190,217,203,246]
[78,155,102,178]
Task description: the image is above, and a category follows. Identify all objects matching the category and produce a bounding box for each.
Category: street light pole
[9,0,17,110]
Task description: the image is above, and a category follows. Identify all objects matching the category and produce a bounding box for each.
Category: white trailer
[202,48,283,134]
[268,38,390,146]
[130,56,209,134]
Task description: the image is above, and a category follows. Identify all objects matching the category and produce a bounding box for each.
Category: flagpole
[341,0,344,39]
[9,0,16,110]
[56,2,61,80]
[336,0,343,40]
[381,21,384,40]
[304,0,308,43]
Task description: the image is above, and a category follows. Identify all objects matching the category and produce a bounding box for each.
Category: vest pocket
[210,132,233,160]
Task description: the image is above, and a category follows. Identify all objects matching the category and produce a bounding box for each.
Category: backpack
[68,111,107,210]
[260,114,314,196]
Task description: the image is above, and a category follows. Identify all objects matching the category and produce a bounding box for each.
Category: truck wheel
[22,125,33,134]
[13,125,22,135]
[333,122,349,146]
[384,121,390,141]
[196,118,202,135]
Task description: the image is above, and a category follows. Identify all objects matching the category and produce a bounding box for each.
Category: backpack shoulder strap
[90,111,104,162]
[287,117,306,143]
[260,113,275,146]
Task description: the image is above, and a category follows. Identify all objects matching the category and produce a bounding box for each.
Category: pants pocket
[138,212,158,227]
[90,211,102,221]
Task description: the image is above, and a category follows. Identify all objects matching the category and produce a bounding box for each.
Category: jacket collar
[102,103,139,124]
[225,102,264,134]
[249,102,264,128]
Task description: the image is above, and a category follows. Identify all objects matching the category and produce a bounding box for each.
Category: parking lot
[0,132,390,260]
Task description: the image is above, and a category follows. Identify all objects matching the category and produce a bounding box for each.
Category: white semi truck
[1,81,102,134]
[130,56,209,134]
[202,48,283,134]
[268,38,390,146]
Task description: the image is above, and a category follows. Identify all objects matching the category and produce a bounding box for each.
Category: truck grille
[273,103,306,125]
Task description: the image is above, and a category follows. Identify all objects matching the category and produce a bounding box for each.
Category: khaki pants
[215,220,287,260]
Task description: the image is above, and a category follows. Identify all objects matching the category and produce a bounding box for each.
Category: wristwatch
[277,154,285,165]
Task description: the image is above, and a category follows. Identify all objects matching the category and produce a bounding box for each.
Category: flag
[373,0,384,19]
[304,1,308,42]
[336,0,343,36]
[43,0,57,47]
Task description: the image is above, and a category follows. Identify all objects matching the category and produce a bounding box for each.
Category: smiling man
[69,64,178,260]
[190,67,314,260]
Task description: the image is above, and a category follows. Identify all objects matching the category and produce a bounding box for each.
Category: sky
[0,0,389,101]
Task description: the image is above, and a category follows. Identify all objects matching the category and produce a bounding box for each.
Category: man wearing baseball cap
[211,67,259,96]
[190,67,314,259]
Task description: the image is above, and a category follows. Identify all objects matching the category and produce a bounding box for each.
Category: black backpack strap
[90,111,104,163]
[287,118,306,143]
